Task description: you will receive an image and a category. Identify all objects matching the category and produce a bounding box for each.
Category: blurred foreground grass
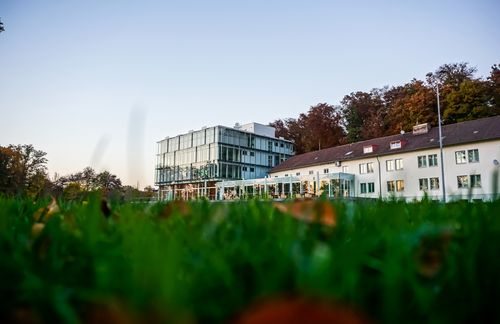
[0,196,499,323]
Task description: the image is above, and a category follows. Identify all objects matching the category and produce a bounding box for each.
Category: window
[323,168,329,174]
[455,151,467,164]
[268,141,273,152]
[468,149,479,163]
[250,167,255,172]
[430,177,439,190]
[296,172,300,176]
[390,140,402,149]
[396,180,405,191]
[284,173,288,177]
[471,174,481,188]
[387,181,395,192]
[342,166,349,173]
[386,160,395,171]
[457,175,468,188]
[268,155,273,167]
[428,154,438,167]
[359,162,374,174]
[368,182,375,193]
[363,145,373,154]
[360,183,367,194]
[309,170,314,175]
[275,141,278,147]
[242,150,248,155]
[242,166,248,171]
[418,156,427,168]
[419,178,429,190]
[395,159,403,170]
[250,151,255,157]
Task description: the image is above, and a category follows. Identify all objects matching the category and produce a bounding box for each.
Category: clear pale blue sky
[1,0,499,188]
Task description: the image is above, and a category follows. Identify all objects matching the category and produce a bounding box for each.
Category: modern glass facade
[155,123,294,200]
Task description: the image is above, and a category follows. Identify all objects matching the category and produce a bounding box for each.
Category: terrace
[216,172,355,200]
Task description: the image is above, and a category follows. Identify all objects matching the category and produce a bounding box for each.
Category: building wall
[269,139,500,201]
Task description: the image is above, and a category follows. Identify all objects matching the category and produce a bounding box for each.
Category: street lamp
[436,86,446,203]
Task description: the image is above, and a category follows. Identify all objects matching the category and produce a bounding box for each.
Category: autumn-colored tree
[301,103,345,152]
[0,144,49,198]
[270,118,306,154]
[488,64,500,110]
[384,80,437,133]
[270,104,345,154]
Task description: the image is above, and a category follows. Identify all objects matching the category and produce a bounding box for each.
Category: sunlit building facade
[155,123,294,200]
[217,116,500,201]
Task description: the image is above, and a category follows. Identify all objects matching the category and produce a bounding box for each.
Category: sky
[1,0,499,188]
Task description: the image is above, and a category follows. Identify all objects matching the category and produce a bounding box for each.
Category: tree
[270,104,345,154]
[384,80,437,133]
[0,144,49,198]
[426,62,477,90]
[0,18,4,33]
[95,171,122,193]
[301,103,346,152]
[341,90,386,142]
[488,64,500,110]
[53,167,123,199]
[443,79,497,123]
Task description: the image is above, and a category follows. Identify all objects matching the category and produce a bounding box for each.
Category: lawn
[1,196,499,323]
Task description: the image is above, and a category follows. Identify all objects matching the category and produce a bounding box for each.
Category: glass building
[155,123,294,200]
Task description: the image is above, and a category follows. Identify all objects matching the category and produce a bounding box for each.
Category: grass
[0,195,499,323]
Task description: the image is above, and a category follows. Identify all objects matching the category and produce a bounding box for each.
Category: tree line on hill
[270,62,500,154]
[0,144,155,200]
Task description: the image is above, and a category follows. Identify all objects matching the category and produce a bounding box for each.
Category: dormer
[390,139,406,150]
[363,145,376,154]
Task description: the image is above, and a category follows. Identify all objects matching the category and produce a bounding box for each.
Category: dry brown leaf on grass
[158,200,192,219]
[274,199,337,227]
[234,297,371,324]
[413,228,453,279]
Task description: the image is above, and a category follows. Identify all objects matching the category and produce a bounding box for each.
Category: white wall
[269,139,500,200]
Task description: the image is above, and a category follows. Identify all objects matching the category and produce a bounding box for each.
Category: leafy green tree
[341,90,386,142]
[426,62,477,90]
[443,79,498,123]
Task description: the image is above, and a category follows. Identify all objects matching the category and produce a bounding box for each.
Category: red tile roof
[270,115,500,173]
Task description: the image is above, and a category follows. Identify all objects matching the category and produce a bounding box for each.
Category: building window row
[418,154,438,168]
[359,162,374,174]
[386,158,403,171]
[387,180,404,192]
[455,149,479,164]
[360,182,375,194]
[419,177,440,191]
[457,174,481,188]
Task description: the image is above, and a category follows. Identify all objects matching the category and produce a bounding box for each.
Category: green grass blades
[0,196,499,323]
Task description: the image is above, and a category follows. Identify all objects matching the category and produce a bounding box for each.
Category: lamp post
[436,86,446,203]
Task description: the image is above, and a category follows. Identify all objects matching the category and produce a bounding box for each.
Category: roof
[270,115,500,173]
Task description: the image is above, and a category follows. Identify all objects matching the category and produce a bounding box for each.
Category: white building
[217,116,500,201]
